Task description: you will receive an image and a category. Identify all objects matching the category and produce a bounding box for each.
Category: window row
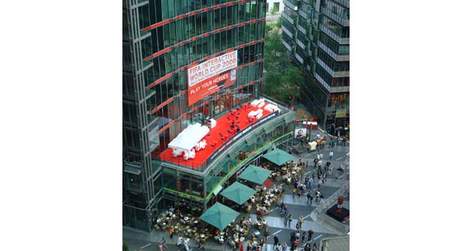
[142,24,265,87]
[159,0,265,20]
[319,32,348,55]
[320,15,349,38]
[317,49,349,72]
[316,64,349,87]
[146,61,263,122]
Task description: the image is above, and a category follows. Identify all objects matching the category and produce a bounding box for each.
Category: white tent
[168,123,209,152]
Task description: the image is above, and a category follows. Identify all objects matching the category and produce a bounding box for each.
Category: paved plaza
[124,129,349,251]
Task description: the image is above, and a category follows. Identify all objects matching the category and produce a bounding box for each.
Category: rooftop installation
[159,101,279,169]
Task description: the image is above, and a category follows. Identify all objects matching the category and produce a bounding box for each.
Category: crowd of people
[154,133,345,251]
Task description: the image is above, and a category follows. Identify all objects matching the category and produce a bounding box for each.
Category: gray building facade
[281,0,349,134]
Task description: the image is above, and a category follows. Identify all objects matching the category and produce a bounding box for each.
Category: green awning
[199,202,240,231]
[238,165,272,185]
[220,182,256,205]
[262,148,296,166]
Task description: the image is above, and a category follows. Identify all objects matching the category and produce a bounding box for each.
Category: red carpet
[159,102,274,169]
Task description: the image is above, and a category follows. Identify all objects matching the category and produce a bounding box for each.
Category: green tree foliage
[123,242,129,251]
[263,21,303,104]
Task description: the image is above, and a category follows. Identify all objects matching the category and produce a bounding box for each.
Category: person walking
[306,190,313,205]
[298,216,305,229]
[176,236,183,247]
[307,230,314,242]
[159,237,168,251]
[329,151,334,160]
[301,231,307,243]
[304,243,311,251]
[312,243,318,251]
[274,243,282,251]
[282,242,288,251]
[287,213,293,228]
[274,235,280,246]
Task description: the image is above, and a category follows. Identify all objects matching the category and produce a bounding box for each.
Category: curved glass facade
[123,0,295,231]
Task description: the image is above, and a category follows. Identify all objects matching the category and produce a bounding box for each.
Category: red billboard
[187,51,238,106]
[188,69,236,106]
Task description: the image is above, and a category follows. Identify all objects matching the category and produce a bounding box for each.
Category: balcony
[281,12,295,25]
[296,39,306,50]
[294,53,304,64]
[319,24,349,45]
[281,25,294,38]
[281,38,293,51]
[317,58,349,78]
[284,0,299,11]
[321,7,349,27]
[314,72,349,93]
[318,41,349,61]
[332,0,350,8]
[297,24,306,34]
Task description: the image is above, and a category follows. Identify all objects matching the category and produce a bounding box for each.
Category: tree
[123,242,129,251]
[263,21,303,105]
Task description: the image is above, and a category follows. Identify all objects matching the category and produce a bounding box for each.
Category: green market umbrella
[238,164,272,185]
[199,202,240,231]
[262,148,296,166]
[220,181,256,205]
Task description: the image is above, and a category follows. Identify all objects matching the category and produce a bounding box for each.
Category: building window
[272,2,280,14]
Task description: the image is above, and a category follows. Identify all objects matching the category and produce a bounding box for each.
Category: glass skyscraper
[123,0,295,231]
[281,0,349,134]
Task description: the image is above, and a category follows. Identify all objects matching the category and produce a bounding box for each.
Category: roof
[199,202,240,231]
[262,148,296,166]
[220,182,257,205]
[238,165,272,185]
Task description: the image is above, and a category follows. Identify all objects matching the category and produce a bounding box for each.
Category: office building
[123,0,295,231]
[281,0,349,134]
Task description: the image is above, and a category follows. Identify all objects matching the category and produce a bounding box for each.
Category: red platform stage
[159,103,275,169]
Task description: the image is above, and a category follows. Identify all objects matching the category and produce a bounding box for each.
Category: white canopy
[168,123,209,151]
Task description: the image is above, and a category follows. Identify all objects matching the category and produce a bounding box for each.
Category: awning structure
[262,148,296,166]
[199,202,240,231]
[238,165,272,185]
[220,182,256,205]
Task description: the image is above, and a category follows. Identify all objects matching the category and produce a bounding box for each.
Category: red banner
[188,69,236,106]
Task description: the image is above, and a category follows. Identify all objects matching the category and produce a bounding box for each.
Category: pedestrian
[315,190,321,203]
[302,231,307,243]
[282,242,288,251]
[299,216,305,229]
[275,243,282,251]
[329,151,334,160]
[159,237,168,251]
[197,241,205,250]
[287,213,293,228]
[247,240,252,251]
[176,236,183,247]
[168,226,175,239]
[307,191,313,205]
[307,230,314,242]
[312,243,318,251]
[296,221,301,231]
[304,243,311,251]
[274,235,280,246]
